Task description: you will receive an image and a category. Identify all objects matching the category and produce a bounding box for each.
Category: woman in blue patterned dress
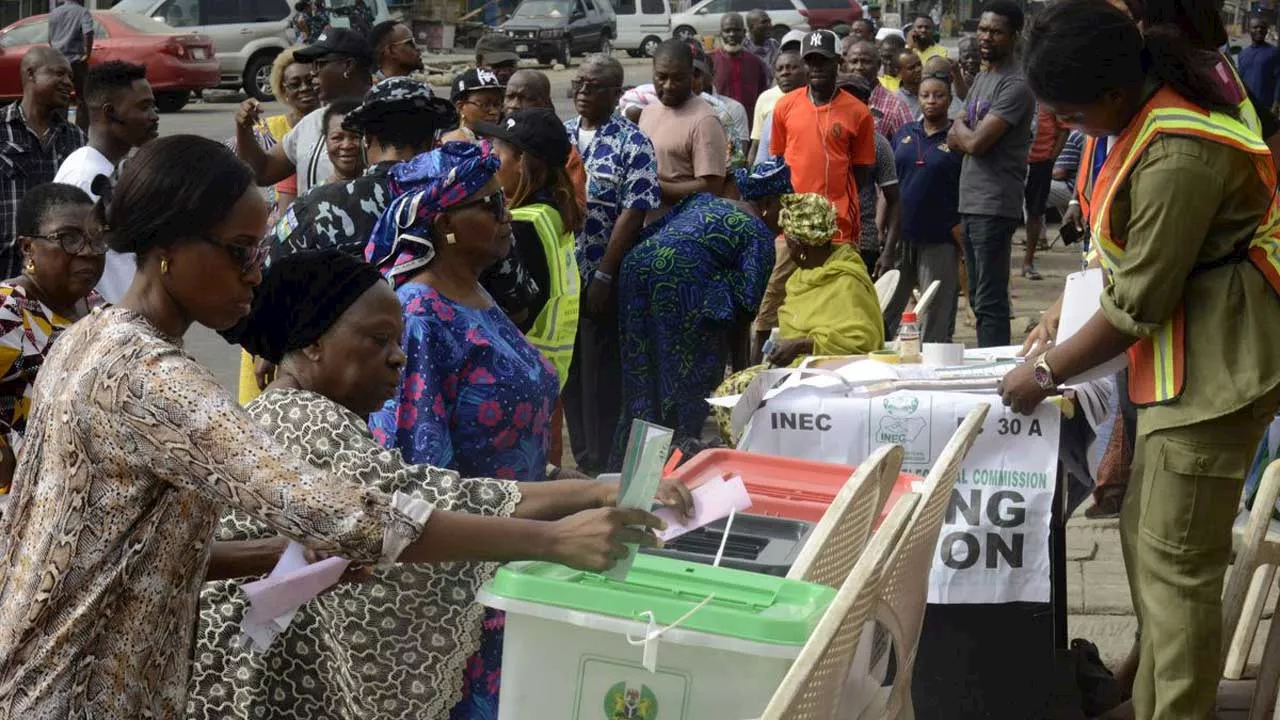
[611,161,790,467]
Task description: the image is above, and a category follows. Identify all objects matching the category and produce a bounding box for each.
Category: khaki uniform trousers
[1121,385,1280,719]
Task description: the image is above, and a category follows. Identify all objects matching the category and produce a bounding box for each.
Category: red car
[0,11,218,112]
[798,0,864,31]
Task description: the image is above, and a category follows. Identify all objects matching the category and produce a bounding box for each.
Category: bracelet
[1068,199,1080,207]
[592,270,614,285]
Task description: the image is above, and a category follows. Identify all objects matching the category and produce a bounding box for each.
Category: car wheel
[674,25,697,41]
[640,35,662,57]
[770,24,790,42]
[243,51,279,102]
[154,91,190,113]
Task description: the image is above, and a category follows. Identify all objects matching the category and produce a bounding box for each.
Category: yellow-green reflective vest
[511,203,579,390]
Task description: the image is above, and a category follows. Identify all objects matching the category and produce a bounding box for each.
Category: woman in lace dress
[0,137,663,720]
[189,249,689,720]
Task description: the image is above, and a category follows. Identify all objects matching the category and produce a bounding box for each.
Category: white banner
[739,390,1060,604]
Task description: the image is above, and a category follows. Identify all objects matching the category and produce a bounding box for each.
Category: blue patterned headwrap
[733,158,793,201]
[364,141,501,287]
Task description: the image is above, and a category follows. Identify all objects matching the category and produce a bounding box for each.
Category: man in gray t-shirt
[48,0,92,131]
[945,0,1033,347]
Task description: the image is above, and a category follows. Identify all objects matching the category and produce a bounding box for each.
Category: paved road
[164,56,656,393]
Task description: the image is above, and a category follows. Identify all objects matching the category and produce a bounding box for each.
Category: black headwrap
[239,249,386,364]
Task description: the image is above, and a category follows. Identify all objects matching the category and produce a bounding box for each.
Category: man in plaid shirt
[0,47,85,278]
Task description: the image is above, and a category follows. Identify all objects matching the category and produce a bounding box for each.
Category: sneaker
[1022,264,1043,280]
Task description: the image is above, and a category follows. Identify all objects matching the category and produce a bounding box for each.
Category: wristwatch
[1033,355,1058,391]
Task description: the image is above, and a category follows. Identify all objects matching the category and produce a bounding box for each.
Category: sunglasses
[26,229,107,256]
[924,71,952,82]
[200,234,271,275]
[449,190,507,220]
[570,79,619,96]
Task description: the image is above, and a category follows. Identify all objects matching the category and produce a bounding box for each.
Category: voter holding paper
[189,251,692,720]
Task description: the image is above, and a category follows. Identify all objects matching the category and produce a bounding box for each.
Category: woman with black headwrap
[191,249,689,720]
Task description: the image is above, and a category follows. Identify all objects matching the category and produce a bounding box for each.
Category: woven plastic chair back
[874,270,900,312]
[787,444,906,588]
[876,404,991,718]
[758,492,922,720]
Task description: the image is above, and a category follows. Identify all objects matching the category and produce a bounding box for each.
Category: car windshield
[108,11,180,33]
[112,0,158,13]
[512,0,573,19]
[0,19,47,48]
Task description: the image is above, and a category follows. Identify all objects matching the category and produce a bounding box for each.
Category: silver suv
[110,0,390,101]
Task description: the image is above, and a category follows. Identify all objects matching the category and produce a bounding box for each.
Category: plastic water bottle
[761,327,781,358]
[899,312,922,363]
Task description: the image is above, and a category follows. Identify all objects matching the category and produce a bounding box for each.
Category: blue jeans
[961,214,1018,348]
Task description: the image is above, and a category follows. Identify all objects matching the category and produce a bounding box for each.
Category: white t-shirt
[574,127,596,155]
[282,106,333,196]
[54,146,136,304]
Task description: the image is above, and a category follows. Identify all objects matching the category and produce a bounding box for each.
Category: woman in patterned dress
[0,136,663,720]
[190,249,680,720]
[0,183,103,503]
[610,160,786,466]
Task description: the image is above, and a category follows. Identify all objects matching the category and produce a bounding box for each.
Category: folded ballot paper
[653,474,753,542]
[240,541,349,651]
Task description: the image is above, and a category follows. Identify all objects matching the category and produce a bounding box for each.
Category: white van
[609,0,670,57]
[107,0,391,100]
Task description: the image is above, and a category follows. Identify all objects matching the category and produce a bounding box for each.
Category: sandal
[1021,264,1044,280]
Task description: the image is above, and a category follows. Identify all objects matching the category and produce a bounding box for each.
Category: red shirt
[770,88,877,245]
[1028,107,1066,163]
[712,49,771,132]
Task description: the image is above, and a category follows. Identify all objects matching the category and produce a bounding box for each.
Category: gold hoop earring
[343,70,351,79]
[160,258,169,274]
[446,233,456,245]
[25,260,34,273]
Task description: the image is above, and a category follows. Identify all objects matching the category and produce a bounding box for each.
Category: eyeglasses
[924,71,952,83]
[200,234,270,275]
[310,56,348,73]
[449,190,507,220]
[283,78,311,91]
[26,229,106,256]
[461,98,503,113]
[570,79,619,96]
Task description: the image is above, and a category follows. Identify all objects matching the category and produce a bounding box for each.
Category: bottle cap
[902,312,918,323]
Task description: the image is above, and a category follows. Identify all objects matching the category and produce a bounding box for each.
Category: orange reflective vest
[1089,86,1280,406]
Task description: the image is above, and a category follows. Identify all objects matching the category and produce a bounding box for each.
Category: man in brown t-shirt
[638,39,728,221]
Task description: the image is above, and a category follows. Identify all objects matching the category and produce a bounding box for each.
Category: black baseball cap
[451,67,505,102]
[473,108,571,167]
[801,29,840,60]
[294,27,373,63]
[475,33,519,66]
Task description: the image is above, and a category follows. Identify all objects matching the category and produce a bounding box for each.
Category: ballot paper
[604,420,673,581]
[653,474,753,542]
[240,541,349,651]
[1059,268,1128,384]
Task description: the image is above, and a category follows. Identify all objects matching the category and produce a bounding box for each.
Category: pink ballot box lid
[666,449,919,525]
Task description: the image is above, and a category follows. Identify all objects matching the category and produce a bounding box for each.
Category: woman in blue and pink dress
[366,142,558,719]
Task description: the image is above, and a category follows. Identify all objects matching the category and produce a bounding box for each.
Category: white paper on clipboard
[1058,267,1127,385]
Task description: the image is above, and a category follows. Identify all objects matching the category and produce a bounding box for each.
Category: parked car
[110,0,391,101]
[0,11,218,112]
[610,0,670,57]
[671,0,859,43]
[500,0,616,67]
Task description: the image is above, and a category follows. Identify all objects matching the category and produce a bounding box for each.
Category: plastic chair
[865,404,992,719]
[875,270,900,313]
[787,444,906,589]
[913,280,942,325]
[1220,459,1280,718]
[756,492,922,720]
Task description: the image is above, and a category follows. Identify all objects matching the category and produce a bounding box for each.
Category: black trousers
[563,295,624,475]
